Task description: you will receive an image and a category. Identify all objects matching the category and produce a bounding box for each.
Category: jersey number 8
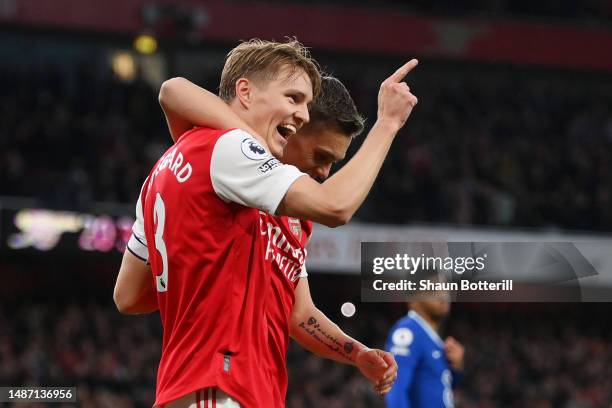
[154,192,169,292]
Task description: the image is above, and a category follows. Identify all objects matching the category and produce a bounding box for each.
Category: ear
[235,78,252,110]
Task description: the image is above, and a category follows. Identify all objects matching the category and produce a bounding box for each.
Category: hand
[444,336,465,371]
[376,59,419,131]
[355,348,398,395]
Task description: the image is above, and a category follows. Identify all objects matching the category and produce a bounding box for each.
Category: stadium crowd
[0,300,610,407]
[258,0,612,22]
[1,59,611,231]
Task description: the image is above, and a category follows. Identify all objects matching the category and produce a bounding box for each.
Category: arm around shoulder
[159,77,259,142]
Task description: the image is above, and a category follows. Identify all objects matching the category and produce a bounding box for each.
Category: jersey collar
[408,310,445,347]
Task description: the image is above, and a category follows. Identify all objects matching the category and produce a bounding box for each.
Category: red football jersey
[136,127,305,407]
[259,213,313,405]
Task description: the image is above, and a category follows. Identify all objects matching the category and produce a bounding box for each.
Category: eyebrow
[317,147,344,163]
[287,89,312,104]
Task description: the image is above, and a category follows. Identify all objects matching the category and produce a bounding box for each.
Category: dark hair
[309,76,365,138]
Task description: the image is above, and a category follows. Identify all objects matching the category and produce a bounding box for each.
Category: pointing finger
[386,59,419,83]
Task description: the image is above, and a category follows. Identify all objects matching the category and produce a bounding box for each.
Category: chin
[269,143,285,159]
[272,138,289,158]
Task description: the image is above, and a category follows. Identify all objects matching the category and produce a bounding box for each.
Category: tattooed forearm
[298,317,356,362]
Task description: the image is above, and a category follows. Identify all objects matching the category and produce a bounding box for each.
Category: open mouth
[276,123,297,139]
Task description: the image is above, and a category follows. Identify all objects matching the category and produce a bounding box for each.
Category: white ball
[341,302,356,317]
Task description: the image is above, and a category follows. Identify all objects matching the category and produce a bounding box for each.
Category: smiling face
[219,39,321,159]
[238,65,314,159]
[282,123,352,181]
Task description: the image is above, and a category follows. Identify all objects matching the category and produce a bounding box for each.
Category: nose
[295,103,310,126]
[314,164,332,181]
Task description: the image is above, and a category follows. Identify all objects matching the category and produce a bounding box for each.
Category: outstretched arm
[290,278,397,394]
[277,60,418,227]
[159,77,259,142]
[160,61,418,229]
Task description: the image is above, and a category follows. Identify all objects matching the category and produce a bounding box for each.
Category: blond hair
[219,38,321,102]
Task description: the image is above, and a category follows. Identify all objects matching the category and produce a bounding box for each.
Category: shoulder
[183,126,231,138]
[213,128,271,160]
[390,316,419,338]
[388,316,422,356]
[178,127,259,149]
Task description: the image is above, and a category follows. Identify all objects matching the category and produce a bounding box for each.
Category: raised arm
[161,62,418,229]
[290,278,398,394]
[159,77,259,142]
[277,60,418,227]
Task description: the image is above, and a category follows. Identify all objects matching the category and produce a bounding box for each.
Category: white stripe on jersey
[127,178,149,262]
[163,387,241,408]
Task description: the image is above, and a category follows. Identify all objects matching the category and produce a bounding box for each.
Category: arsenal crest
[288,218,302,239]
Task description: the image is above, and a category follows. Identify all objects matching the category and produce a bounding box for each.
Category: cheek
[252,94,275,113]
[257,96,273,110]
[248,100,264,117]
[274,97,293,114]
[262,100,286,120]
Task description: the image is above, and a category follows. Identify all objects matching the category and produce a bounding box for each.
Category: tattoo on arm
[298,316,355,362]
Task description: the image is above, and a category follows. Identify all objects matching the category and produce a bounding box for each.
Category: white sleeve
[298,264,308,278]
[210,129,307,215]
[299,228,311,278]
[126,184,149,263]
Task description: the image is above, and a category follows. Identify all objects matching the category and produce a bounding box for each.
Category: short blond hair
[219,38,321,102]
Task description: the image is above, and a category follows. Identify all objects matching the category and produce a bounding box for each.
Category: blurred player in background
[114,38,418,407]
[385,295,465,408]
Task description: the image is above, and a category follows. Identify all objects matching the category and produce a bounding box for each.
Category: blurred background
[1,0,612,406]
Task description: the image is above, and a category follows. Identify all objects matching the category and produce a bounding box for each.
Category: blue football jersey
[385,311,457,408]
